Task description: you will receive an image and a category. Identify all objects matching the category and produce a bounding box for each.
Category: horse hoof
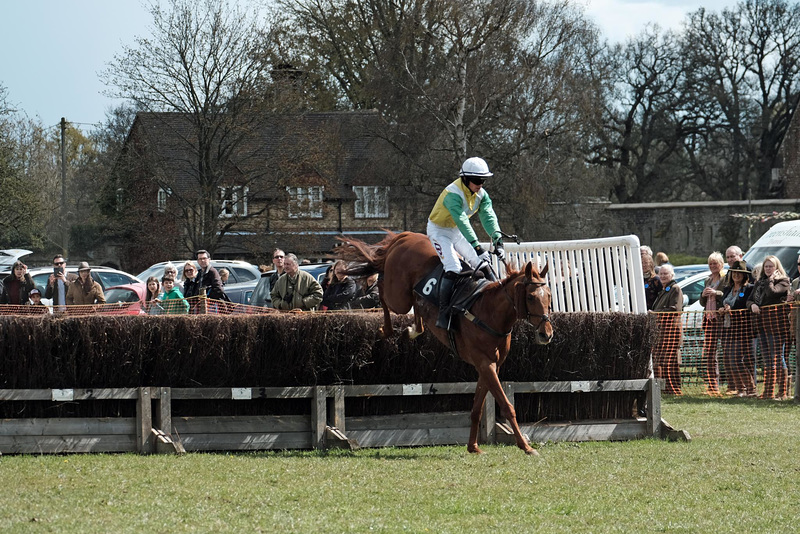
[467,445,484,454]
[524,448,540,456]
[406,326,421,340]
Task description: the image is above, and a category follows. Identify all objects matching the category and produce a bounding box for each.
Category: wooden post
[154,387,172,437]
[136,387,154,454]
[199,287,208,315]
[504,382,516,412]
[646,378,662,438]
[311,386,326,449]
[333,386,345,432]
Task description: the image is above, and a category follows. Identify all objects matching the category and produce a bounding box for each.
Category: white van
[742,220,800,279]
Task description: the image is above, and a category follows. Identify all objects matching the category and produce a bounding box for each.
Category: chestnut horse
[338,231,553,455]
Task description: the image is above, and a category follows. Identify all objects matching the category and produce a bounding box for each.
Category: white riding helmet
[459,157,493,178]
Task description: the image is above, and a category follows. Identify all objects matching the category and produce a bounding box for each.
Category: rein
[461,275,550,339]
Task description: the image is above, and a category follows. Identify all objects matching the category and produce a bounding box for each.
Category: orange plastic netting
[0,296,383,317]
[652,302,797,399]
[0,296,276,317]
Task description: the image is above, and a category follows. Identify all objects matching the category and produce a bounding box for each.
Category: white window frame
[157,187,171,213]
[353,186,389,218]
[115,188,124,212]
[287,186,324,218]
[219,185,249,218]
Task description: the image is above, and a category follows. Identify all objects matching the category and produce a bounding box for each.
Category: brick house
[113,110,414,269]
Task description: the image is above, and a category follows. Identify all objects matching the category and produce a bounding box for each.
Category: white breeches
[427,220,481,274]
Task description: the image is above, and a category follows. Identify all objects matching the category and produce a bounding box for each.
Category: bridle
[503,277,551,330]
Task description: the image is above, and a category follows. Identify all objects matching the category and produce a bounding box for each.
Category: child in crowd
[28,288,49,314]
[160,275,189,314]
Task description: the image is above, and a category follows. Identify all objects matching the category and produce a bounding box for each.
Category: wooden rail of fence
[0,379,678,455]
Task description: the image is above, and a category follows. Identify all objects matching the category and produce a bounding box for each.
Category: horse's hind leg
[377,280,394,338]
[468,376,490,454]
[479,361,538,456]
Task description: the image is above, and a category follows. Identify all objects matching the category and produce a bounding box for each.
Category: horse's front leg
[480,361,538,456]
[468,375,489,454]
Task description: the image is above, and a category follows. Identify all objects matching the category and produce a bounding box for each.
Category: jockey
[427,156,505,330]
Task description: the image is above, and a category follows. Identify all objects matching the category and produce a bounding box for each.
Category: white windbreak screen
[481,235,646,314]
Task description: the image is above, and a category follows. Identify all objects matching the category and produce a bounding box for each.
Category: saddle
[413,262,493,319]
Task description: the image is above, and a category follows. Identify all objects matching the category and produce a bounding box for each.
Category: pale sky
[0,0,739,132]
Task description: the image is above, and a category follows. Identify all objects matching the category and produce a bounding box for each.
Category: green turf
[1,396,797,533]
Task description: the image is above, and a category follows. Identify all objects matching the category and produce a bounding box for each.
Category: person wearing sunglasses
[45,255,75,311]
[427,157,506,330]
[181,261,201,312]
[269,248,286,292]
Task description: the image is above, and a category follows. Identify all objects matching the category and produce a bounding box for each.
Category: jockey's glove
[494,239,505,260]
[474,244,490,263]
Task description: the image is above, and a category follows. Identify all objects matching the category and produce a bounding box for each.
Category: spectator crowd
[644,244,795,400]
[1,246,381,316]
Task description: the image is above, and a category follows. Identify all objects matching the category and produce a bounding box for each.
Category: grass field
[1,395,797,533]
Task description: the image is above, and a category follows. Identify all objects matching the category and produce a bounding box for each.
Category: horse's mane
[499,266,523,287]
[499,262,546,286]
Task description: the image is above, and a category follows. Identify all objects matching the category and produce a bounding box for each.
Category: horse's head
[521,261,553,345]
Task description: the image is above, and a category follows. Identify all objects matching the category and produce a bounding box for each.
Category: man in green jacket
[271,253,323,311]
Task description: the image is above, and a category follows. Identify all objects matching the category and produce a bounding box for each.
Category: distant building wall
[540,199,800,259]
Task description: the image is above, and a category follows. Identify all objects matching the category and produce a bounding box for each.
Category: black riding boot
[479,264,498,282]
[436,272,457,330]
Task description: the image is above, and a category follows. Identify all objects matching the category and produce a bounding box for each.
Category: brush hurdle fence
[0,379,686,455]
[0,234,686,455]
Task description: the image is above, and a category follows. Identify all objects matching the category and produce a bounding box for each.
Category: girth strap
[463,310,509,337]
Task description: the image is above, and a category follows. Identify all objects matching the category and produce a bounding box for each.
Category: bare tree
[0,85,47,248]
[276,0,606,236]
[102,0,275,254]
[590,26,691,203]
[681,0,800,199]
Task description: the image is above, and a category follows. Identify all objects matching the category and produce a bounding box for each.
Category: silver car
[137,259,261,285]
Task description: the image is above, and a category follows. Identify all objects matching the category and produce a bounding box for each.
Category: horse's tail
[336,231,399,277]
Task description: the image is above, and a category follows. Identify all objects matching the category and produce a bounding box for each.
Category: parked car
[137,260,261,285]
[671,264,709,283]
[100,282,148,315]
[0,249,33,269]
[250,263,331,308]
[742,220,800,280]
[679,271,712,310]
[223,280,257,306]
[677,270,721,332]
[19,265,142,296]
